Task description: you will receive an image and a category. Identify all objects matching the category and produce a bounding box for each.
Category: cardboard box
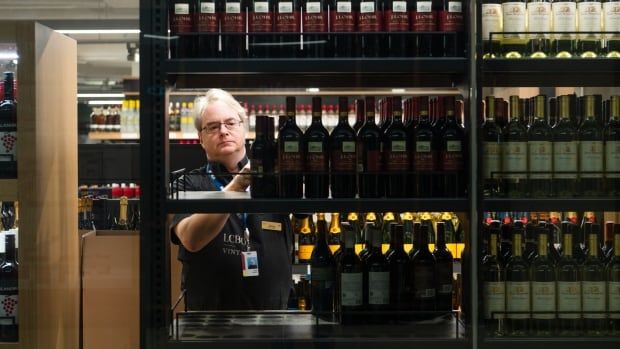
[81,230,139,349]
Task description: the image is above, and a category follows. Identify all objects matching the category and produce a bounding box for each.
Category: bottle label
[484,281,505,319]
[358,3,382,32]
[580,140,603,178]
[331,3,355,32]
[386,140,409,171]
[171,3,193,33]
[527,2,552,38]
[198,3,219,32]
[553,141,578,179]
[226,2,241,13]
[276,5,300,32]
[578,2,602,37]
[0,292,17,325]
[441,140,463,171]
[298,244,314,260]
[609,281,620,319]
[411,2,437,32]
[582,281,606,318]
[552,2,577,39]
[528,141,552,179]
[385,1,409,32]
[280,142,303,172]
[606,141,620,178]
[604,2,620,38]
[503,141,527,180]
[532,281,556,319]
[414,265,436,299]
[502,2,527,38]
[557,281,581,318]
[303,3,327,32]
[483,142,501,179]
[332,142,357,172]
[482,3,502,40]
[414,141,435,171]
[341,272,363,306]
[439,1,464,32]
[250,3,274,32]
[368,271,390,305]
[506,281,530,319]
[223,4,246,32]
[0,131,17,160]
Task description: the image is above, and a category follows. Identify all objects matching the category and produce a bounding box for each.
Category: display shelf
[0,179,18,202]
[481,337,620,349]
[481,198,620,212]
[480,58,620,87]
[165,58,468,89]
[167,192,469,213]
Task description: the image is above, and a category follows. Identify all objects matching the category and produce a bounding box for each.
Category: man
[171,89,293,310]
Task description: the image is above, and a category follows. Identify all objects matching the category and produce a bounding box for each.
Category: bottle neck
[588,234,599,258]
[615,234,620,257]
[390,228,404,250]
[436,225,446,248]
[512,233,523,257]
[538,233,548,257]
[489,233,498,257]
[316,219,328,246]
[4,235,16,262]
[563,234,573,257]
[3,76,14,101]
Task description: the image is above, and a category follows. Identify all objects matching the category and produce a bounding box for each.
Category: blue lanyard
[206,164,249,232]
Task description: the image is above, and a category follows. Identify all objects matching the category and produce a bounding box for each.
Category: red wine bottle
[304,97,330,198]
[413,96,436,197]
[311,213,336,321]
[338,223,364,324]
[411,0,438,56]
[357,97,384,198]
[380,96,394,133]
[363,220,390,322]
[170,0,196,58]
[353,99,365,132]
[330,97,357,198]
[410,224,437,314]
[433,222,454,312]
[196,0,220,58]
[0,72,17,179]
[302,0,328,57]
[250,115,278,197]
[279,97,304,198]
[438,0,464,56]
[386,224,411,315]
[358,0,383,57]
[222,0,248,57]
[0,234,18,342]
[384,0,410,56]
[330,0,357,57]
[438,96,466,197]
[382,96,410,197]
[275,0,301,57]
[249,0,275,58]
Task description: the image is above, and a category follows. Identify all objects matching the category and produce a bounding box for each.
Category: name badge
[241,251,259,277]
[261,221,282,231]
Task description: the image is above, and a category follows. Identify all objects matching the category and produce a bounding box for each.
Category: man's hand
[226,163,251,192]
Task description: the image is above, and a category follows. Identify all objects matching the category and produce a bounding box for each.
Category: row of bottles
[250,95,467,199]
[481,94,620,198]
[0,72,17,178]
[169,101,196,133]
[78,196,140,231]
[169,0,466,58]
[89,99,140,134]
[294,211,464,264]
[482,0,620,58]
[0,202,18,341]
[482,218,620,336]
[310,212,460,323]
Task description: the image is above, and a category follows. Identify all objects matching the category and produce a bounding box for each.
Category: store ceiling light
[391,88,406,93]
[0,52,19,60]
[78,93,125,98]
[306,88,320,93]
[57,29,140,35]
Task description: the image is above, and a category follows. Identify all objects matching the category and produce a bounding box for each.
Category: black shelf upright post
[140,1,172,348]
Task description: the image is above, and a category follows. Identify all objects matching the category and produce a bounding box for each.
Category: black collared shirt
[171,157,293,310]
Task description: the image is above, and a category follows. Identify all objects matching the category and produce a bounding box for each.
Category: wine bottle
[249,0,274,58]
[582,223,607,335]
[169,0,196,58]
[298,215,316,263]
[381,212,397,254]
[501,0,527,57]
[359,218,377,261]
[557,223,582,336]
[605,96,620,196]
[358,0,383,57]
[411,0,438,57]
[402,212,415,253]
[0,72,17,179]
[112,197,131,230]
[482,226,506,336]
[0,233,18,342]
[606,223,620,334]
[439,96,466,197]
[527,0,552,57]
[382,96,410,198]
[502,95,528,198]
[250,115,278,197]
[579,95,604,196]
[530,226,556,336]
[330,0,356,57]
[603,0,620,57]
[338,222,363,324]
[434,222,454,312]
[302,0,328,57]
[311,213,336,321]
[528,95,553,197]
[363,221,390,321]
[330,96,357,198]
[278,96,304,198]
[483,96,503,197]
[347,212,364,255]
[552,0,578,57]
[413,96,436,198]
[410,224,437,314]
[385,0,410,57]
[505,222,530,336]
[439,0,465,57]
[357,96,384,198]
[602,221,615,263]
[304,97,330,198]
[577,0,602,57]
[387,224,411,315]
[222,0,248,57]
[197,0,220,58]
[482,0,504,57]
[328,213,343,254]
[275,0,301,57]
[553,95,579,197]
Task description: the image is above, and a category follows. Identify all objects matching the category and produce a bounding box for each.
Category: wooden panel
[0,179,18,201]
[0,343,20,349]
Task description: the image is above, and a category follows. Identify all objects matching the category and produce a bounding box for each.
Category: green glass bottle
[502,96,529,197]
[578,95,604,196]
[582,224,607,335]
[606,223,620,334]
[527,95,553,197]
[552,95,579,197]
[505,223,530,335]
[530,226,556,335]
[557,224,582,336]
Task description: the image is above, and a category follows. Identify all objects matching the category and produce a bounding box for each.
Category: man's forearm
[175,212,230,252]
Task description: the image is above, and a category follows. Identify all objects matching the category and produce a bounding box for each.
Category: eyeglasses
[201,119,244,134]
